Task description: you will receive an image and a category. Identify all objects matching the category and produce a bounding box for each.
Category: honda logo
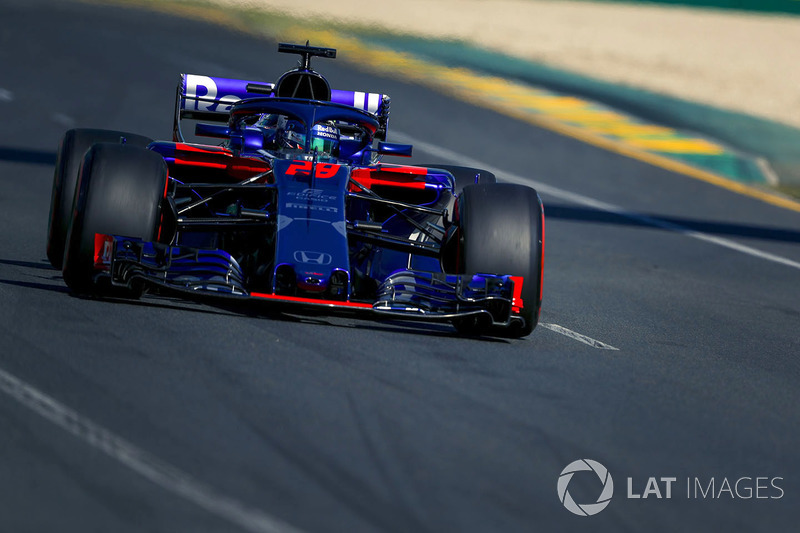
[293,250,333,265]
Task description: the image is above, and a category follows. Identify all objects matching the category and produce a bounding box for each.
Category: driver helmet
[274,117,306,151]
[309,121,340,157]
[255,114,280,147]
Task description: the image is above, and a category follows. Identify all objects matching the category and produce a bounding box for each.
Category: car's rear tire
[47,128,153,269]
[62,143,167,295]
[454,183,544,337]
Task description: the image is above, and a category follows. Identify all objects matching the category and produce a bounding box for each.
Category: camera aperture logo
[557,459,614,516]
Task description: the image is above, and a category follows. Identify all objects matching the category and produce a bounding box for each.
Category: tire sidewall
[62,143,167,293]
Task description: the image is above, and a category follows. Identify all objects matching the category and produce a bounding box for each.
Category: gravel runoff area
[213,0,800,129]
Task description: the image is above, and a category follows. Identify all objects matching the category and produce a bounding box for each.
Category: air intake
[274,71,331,101]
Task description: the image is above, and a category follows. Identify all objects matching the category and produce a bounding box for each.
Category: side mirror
[195,123,230,139]
[376,142,413,157]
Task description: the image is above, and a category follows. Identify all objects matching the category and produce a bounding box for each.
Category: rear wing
[173,73,391,141]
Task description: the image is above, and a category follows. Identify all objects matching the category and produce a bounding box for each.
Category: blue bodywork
[92,44,524,330]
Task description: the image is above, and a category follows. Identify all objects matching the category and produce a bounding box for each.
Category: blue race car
[46,43,544,337]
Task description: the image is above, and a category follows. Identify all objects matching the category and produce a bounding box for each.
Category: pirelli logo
[284,203,338,212]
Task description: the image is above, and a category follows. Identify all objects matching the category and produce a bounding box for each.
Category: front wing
[93,234,524,329]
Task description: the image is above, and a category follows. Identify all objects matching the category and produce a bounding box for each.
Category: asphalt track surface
[1,1,799,531]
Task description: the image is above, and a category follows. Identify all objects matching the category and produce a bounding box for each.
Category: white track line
[0,88,12,102]
[392,131,800,272]
[540,323,619,350]
[0,366,304,533]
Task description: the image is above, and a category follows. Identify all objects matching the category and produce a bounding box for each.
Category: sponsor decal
[314,124,338,139]
[284,203,338,213]
[183,74,240,113]
[293,251,333,265]
[287,188,336,202]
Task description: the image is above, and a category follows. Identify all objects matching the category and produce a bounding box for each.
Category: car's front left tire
[453,183,544,337]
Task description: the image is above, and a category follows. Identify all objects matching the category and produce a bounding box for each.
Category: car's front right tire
[62,143,167,295]
[47,128,153,269]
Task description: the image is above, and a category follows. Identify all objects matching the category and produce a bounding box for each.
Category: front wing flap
[94,235,520,327]
[374,270,518,326]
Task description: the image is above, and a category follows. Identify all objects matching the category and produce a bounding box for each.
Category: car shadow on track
[0,146,57,166]
[0,258,58,270]
[287,317,511,343]
[545,203,800,244]
[0,278,70,294]
[0,258,242,317]
[0,258,70,293]
[208,300,513,343]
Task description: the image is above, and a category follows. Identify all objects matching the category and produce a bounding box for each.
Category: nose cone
[297,274,327,293]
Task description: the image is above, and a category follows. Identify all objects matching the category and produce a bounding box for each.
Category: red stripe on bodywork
[174,157,227,169]
[510,276,525,314]
[250,292,374,309]
[174,147,270,180]
[174,143,232,155]
[157,169,170,242]
[538,200,545,319]
[231,160,270,175]
[350,168,427,191]
[93,233,113,270]
[376,164,427,175]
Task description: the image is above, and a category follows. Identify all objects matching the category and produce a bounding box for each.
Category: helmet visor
[310,123,339,156]
[310,136,338,155]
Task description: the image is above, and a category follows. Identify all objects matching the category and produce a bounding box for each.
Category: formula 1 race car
[46,43,544,337]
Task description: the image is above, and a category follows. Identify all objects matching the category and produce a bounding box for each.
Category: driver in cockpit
[257,115,340,159]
